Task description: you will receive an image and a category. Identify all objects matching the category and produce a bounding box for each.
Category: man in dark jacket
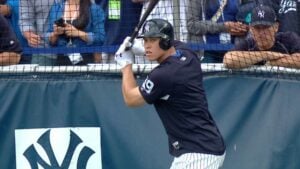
[0,14,21,65]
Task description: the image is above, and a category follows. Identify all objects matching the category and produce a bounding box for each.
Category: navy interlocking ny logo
[23,129,95,169]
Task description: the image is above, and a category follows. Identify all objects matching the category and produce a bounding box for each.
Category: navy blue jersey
[139,41,225,157]
[233,32,300,54]
[0,14,22,53]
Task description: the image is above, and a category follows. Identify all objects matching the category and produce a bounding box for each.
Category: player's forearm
[0,52,21,65]
[223,51,282,69]
[121,65,140,107]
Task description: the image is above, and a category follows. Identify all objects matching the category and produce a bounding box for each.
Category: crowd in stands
[0,0,299,68]
[223,5,300,69]
[46,0,105,65]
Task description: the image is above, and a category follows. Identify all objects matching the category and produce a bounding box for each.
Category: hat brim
[251,21,275,27]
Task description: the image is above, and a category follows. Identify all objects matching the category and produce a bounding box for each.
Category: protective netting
[0,0,299,79]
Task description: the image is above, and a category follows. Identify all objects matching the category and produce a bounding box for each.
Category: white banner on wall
[15,127,102,169]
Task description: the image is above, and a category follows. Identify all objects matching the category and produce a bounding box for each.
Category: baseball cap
[251,5,277,26]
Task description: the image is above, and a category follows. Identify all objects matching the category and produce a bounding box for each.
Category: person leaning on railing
[0,14,21,65]
[223,5,300,69]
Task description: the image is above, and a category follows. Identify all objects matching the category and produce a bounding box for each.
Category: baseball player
[115,18,226,169]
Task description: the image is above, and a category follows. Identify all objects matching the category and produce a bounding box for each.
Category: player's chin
[145,54,153,61]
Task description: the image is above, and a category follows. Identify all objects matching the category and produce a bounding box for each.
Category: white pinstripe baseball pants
[170,152,226,169]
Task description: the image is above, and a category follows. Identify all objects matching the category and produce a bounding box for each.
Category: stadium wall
[0,71,300,169]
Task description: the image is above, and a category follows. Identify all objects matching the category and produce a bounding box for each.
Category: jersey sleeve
[139,68,172,104]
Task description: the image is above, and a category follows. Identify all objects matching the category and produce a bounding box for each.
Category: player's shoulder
[143,65,174,95]
[150,63,173,79]
[173,40,199,61]
[173,41,194,54]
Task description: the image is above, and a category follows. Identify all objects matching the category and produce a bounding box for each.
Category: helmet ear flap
[159,38,171,50]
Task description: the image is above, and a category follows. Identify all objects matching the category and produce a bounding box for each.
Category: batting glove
[131,38,145,56]
[117,37,145,55]
[115,37,134,69]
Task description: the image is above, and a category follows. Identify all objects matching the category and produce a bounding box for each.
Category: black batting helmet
[138,19,174,50]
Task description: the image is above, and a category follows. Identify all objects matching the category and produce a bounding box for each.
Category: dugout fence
[1,64,300,169]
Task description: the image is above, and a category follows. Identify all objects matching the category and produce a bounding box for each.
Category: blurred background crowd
[0,0,299,67]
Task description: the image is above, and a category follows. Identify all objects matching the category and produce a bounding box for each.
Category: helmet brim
[137,33,166,39]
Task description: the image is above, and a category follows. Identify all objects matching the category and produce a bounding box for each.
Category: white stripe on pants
[170,152,226,169]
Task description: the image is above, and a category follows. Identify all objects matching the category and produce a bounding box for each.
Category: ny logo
[23,129,95,169]
[257,10,265,18]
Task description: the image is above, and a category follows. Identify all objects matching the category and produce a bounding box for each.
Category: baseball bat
[129,0,159,43]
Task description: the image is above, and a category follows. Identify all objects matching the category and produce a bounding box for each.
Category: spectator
[1,0,31,64]
[98,0,142,63]
[46,0,105,65]
[19,0,62,65]
[0,14,21,65]
[223,5,300,69]
[238,0,298,35]
[187,0,249,63]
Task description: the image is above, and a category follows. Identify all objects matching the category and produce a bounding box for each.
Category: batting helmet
[138,19,174,50]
